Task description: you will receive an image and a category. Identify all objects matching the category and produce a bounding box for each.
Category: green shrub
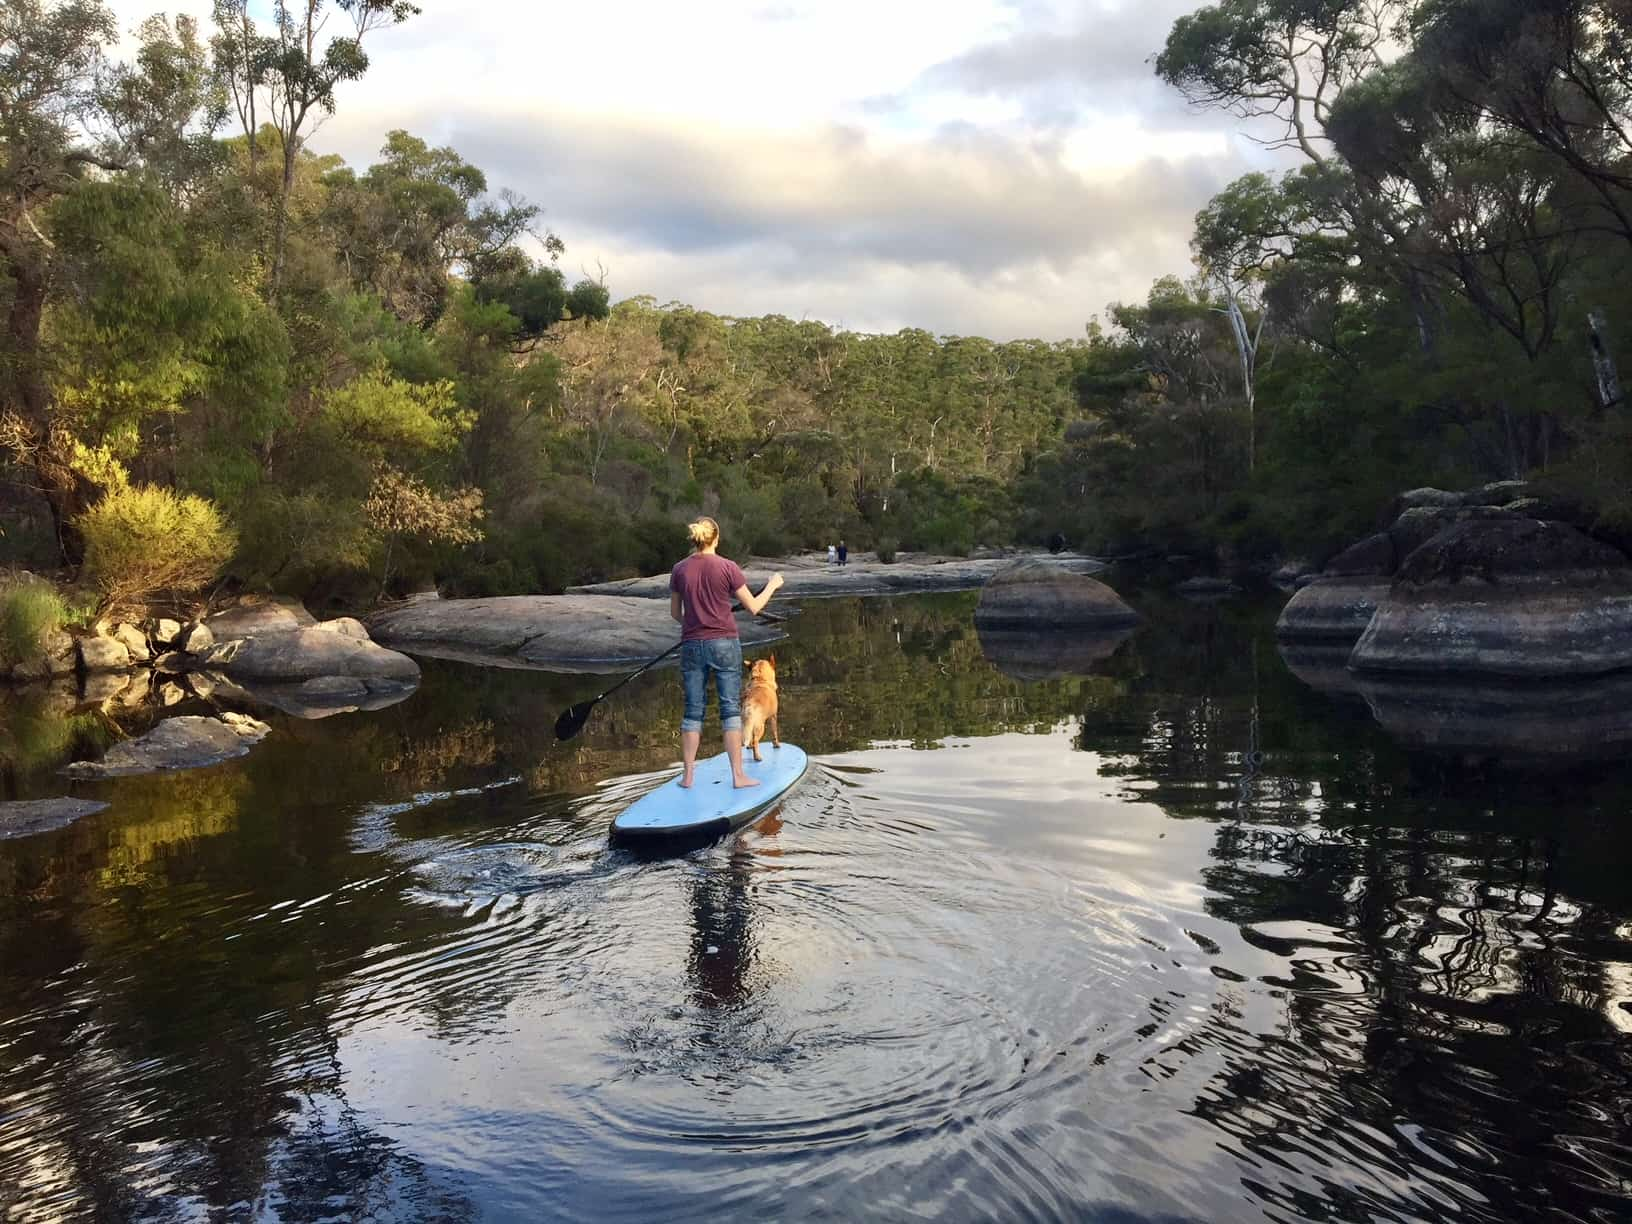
[0,581,67,667]
[876,538,898,564]
[78,484,237,610]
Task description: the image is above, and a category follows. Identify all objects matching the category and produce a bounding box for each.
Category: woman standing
[669,517,783,789]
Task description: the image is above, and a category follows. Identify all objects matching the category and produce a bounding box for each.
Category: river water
[2,592,1630,1222]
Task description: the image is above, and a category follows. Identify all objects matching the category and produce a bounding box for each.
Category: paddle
[552,602,786,741]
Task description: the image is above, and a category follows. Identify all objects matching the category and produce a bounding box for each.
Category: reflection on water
[2,593,1631,1221]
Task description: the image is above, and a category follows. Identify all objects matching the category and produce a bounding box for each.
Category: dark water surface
[3,593,1631,1221]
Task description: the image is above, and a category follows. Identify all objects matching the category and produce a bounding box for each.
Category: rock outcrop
[201,626,420,684]
[1349,519,1632,677]
[974,559,1139,629]
[369,594,782,671]
[112,623,151,662]
[0,798,110,840]
[1276,532,1396,644]
[178,622,214,655]
[1276,578,1393,643]
[63,714,270,778]
[571,551,1109,600]
[204,595,316,639]
[78,635,133,673]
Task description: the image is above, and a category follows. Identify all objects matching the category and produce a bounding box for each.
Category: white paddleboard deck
[611,744,808,841]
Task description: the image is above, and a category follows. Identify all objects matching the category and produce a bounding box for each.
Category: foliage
[18,0,1632,611]
[364,463,484,591]
[77,484,236,608]
[0,580,69,666]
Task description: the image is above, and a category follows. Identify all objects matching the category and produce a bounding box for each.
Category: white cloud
[105,0,1247,338]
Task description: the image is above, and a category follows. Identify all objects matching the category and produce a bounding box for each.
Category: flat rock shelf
[570,551,1108,600]
[369,594,784,672]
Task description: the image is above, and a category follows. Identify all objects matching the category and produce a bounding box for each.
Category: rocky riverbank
[1275,481,1632,759]
[570,549,1108,600]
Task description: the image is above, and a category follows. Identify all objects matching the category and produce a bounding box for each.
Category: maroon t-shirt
[670,553,747,642]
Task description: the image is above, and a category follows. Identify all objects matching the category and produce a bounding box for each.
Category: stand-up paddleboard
[611,744,808,842]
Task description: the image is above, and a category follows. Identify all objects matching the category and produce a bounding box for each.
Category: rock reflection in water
[1274,641,1366,704]
[1355,670,1632,763]
[975,623,1136,680]
[1277,638,1632,762]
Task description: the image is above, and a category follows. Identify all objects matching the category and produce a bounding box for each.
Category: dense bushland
[7,1,1632,613]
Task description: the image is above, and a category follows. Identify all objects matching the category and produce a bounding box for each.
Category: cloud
[894,0,1219,132]
[318,101,1242,337]
[103,0,1255,339]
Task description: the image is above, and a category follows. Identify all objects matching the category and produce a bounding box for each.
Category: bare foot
[732,775,761,789]
[679,771,695,789]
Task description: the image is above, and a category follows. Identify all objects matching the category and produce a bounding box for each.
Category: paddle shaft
[590,639,683,706]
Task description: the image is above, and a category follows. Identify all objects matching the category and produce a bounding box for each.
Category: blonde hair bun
[687,516,720,550]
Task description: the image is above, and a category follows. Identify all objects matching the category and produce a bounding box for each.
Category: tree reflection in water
[0,590,1628,1219]
[1081,592,1632,1219]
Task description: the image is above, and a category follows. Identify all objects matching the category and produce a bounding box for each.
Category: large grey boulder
[1397,487,1465,510]
[63,714,270,778]
[974,559,1139,629]
[0,798,110,840]
[1350,519,1632,677]
[1275,578,1392,643]
[369,594,783,672]
[313,616,370,640]
[78,635,133,673]
[1388,504,1516,562]
[202,626,420,683]
[205,594,317,638]
[178,622,214,655]
[112,622,151,662]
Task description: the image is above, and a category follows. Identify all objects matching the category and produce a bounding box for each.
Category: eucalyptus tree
[324,130,548,328]
[1410,0,1632,248]
[1156,0,1413,164]
[259,0,419,295]
[1158,2,1448,356]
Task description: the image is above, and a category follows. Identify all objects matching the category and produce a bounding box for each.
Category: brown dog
[741,655,780,761]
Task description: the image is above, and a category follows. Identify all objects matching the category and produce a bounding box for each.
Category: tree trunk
[269,141,298,297]
[1589,310,1621,409]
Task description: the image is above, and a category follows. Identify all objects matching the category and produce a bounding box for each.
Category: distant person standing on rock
[837,540,848,566]
[827,543,837,565]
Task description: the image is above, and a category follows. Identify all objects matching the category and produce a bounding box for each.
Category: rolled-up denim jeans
[680,637,743,733]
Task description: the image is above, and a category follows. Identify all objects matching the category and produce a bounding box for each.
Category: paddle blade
[554,700,596,741]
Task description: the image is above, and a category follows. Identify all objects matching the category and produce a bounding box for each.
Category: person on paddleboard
[670,517,783,789]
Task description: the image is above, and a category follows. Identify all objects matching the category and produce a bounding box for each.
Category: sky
[108,0,1273,340]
